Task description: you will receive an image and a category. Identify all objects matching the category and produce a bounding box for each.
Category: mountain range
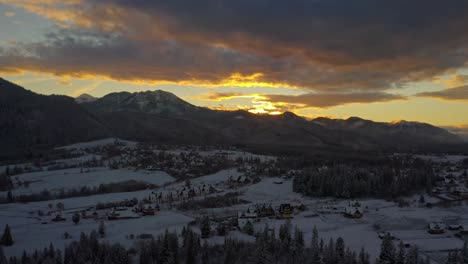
[0,78,464,159]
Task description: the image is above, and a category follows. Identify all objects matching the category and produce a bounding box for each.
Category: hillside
[0,78,464,159]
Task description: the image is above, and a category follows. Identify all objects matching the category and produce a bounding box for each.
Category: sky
[0,0,467,129]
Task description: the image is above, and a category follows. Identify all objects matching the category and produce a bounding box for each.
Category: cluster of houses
[427,221,468,237]
[236,203,303,229]
[318,200,365,219]
[432,172,468,201]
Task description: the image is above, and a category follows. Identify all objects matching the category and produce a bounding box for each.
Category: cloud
[198,92,258,101]
[415,86,468,101]
[4,12,15,17]
[57,79,72,86]
[264,92,406,108]
[2,0,468,93]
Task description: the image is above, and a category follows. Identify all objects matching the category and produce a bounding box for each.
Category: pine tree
[379,234,396,264]
[72,212,80,225]
[446,251,455,264]
[359,247,370,264]
[310,227,321,264]
[291,226,304,264]
[336,237,345,262]
[201,240,210,264]
[406,246,419,264]
[0,246,7,264]
[243,221,254,236]
[6,190,13,203]
[396,241,405,264]
[462,240,468,264]
[0,225,13,246]
[216,222,226,236]
[418,195,425,204]
[98,221,106,238]
[200,217,211,238]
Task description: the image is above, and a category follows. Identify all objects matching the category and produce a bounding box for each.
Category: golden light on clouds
[219,73,295,88]
[4,11,15,17]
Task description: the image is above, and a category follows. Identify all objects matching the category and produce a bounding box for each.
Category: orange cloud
[415,86,468,101]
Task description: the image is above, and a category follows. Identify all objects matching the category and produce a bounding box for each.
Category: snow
[1,148,467,263]
[57,138,137,150]
[3,167,175,195]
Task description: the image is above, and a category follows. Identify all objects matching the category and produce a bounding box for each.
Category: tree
[216,222,226,236]
[98,221,106,238]
[418,195,425,204]
[200,217,211,239]
[462,239,468,264]
[72,212,80,225]
[0,246,7,264]
[405,246,419,264]
[6,190,13,203]
[396,241,405,264]
[379,234,396,264]
[243,221,254,236]
[359,247,370,264]
[0,225,13,246]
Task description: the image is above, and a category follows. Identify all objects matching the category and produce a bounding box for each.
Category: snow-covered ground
[0,141,466,263]
[3,167,175,195]
[57,137,137,150]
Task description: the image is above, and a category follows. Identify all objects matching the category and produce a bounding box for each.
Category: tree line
[293,157,434,198]
[0,221,457,264]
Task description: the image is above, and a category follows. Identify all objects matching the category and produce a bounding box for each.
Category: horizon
[0,1,467,129]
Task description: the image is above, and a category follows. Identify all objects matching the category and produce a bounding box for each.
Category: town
[0,138,467,263]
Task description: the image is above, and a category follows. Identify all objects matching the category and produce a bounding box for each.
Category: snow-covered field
[0,140,466,263]
[3,167,175,195]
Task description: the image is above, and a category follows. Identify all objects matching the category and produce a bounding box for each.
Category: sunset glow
[0,0,466,129]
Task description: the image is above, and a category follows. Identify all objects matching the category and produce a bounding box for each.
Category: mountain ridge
[0,78,464,158]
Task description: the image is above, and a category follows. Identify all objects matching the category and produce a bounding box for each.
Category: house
[238,209,258,229]
[108,209,141,220]
[445,178,458,192]
[278,204,294,219]
[428,222,446,234]
[254,204,275,218]
[344,201,363,219]
[51,214,66,222]
[453,186,468,198]
[448,224,462,231]
[460,225,468,235]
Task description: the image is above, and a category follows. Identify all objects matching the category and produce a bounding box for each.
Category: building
[428,222,446,234]
[238,209,258,229]
[344,201,363,219]
[278,204,294,219]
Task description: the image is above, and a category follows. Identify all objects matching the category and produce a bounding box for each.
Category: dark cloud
[2,0,468,93]
[201,92,246,101]
[264,92,406,108]
[415,86,468,100]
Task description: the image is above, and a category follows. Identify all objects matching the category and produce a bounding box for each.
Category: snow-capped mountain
[75,93,98,104]
[0,78,465,158]
[83,90,199,115]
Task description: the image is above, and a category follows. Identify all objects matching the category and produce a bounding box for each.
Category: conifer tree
[243,221,254,236]
[396,241,406,264]
[0,225,13,247]
[72,212,80,225]
[200,217,211,238]
[462,240,468,264]
[98,221,106,238]
[0,247,7,264]
[379,234,396,264]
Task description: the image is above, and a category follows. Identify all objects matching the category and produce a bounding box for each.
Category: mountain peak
[84,89,198,115]
[75,93,98,103]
